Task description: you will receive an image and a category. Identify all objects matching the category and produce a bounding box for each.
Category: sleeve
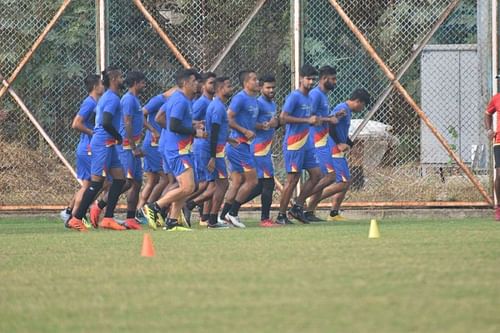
[282,93,297,115]
[78,100,95,119]
[310,92,321,116]
[121,96,133,117]
[103,97,119,116]
[486,97,497,115]
[170,100,186,120]
[192,99,205,120]
[144,96,162,114]
[229,94,243,114]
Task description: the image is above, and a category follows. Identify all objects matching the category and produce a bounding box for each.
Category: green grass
[1,215,499,333]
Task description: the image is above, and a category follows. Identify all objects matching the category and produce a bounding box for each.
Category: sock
[220,202,232,219]
[330,209,339,217]
[201,214,209,222]
[75,181,103,219]
[65,207,72,215]
[228,200,242,217]
[126,210,135,219]
[186,200,197,211]
[104,179,125,218]
[260,178,274,221]
[209,214,218,226]
[97,199,107,209]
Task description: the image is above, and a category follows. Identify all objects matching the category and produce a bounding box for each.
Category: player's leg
[259,178,276,226]
[277,149,302,225]
[165,167,196,231]
[99,147,126,230]
[121,154,143,230]
[327,157,351,221]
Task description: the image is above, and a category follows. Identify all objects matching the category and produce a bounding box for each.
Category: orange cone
[141,233,155,257]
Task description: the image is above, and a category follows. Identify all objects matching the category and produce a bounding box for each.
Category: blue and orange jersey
[76,95,97,155]
[205,96,229,158]
[330,102,352,155]
[143,94,167,147]
[309,87,332,148]
[119,91,143,149]
[93,89,121,146]
[282,90,313,151]
[163,90,194,155]
[228,90,259,144]
[192,94,212,153]
[252,96,276,157]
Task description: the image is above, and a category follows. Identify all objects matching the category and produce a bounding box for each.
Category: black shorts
[494,145,500,168]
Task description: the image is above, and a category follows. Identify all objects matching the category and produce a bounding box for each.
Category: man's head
[175,68,201,98]
[238,70,259,94]
[200,72,217,96]
[84,74,104,96]
[259,74,276,100]
[299,64,318,91]
[349,88,371,112]
[318,65,337,91]
[102,66,124,90]
[214,76,233,99]
[125,71,146,94]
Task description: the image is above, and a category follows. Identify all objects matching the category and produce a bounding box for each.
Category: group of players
[61,64,370,232]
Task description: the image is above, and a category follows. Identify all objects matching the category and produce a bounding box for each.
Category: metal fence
[0,0,494,210]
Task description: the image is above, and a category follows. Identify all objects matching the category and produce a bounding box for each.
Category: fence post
[96,0,108,73]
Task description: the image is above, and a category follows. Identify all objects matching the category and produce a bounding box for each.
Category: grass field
[1,214,499,333]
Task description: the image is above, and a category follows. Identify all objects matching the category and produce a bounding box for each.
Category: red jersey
[486,93,500,144]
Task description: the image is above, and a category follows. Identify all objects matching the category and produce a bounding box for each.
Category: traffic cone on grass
[141,233,155,257]
[368,219,380,239]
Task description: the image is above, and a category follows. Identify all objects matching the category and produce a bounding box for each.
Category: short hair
[84,74,101,93]
[299,64,318,77]
[318,65,337,79]
[175,68,200,87]
[238,70,256,87]
[200,72,216,83]
[102,65,121,88]
[350,88,371,105]
[258,74,276,86]
[214,76,230,90]
[125,71,146,87]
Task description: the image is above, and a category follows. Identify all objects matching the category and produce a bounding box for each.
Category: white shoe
[226,214,246,228]
[60,209,70,223]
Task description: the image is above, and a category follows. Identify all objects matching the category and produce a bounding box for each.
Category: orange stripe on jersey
[291,163,298,173]
[287,129,309,150]
[254,139,272,156]
[105,139,118,147]
[178,136,193,155]
[216,144,225,158]
[123,135,142,149]
[263,168,272,178]
[243,163,253,172]
[314,128,329,148]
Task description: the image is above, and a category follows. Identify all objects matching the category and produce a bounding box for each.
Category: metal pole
[293,0,301,89]
[97,0,107,72]
[132,0,191,69]
[351,0,461,140]
[493,0,498,205]
[209,0,267,72]
[329,0,493,206]
[0,0,72,100]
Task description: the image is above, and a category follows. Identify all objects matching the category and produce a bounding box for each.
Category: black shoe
[182,205,192,227]
[208,222,230,229]
[304,211,324,222]
[288,206,310,224]
[276,214,293,225]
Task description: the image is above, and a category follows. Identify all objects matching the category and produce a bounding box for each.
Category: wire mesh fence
[0,0,492,208]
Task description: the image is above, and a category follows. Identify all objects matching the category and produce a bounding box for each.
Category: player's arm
[71,115,93,136]
[142,107,160,138]
[280,111,317,125]
[170,102,205,138]
[102,112,122,144]
[228,108,255,140]
[155,108,166,129]
[485,100,496,140]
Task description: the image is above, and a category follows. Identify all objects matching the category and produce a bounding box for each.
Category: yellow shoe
[327,214,348,222]
[82,216,92,229]
[178,210,190,228]
[166,225,192,232]
[199,219,209,227]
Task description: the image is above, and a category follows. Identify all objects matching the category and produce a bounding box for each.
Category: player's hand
[152,129,160,140]
[228,137,240,147]
[336,109,347,118]
[195,128,207,138]
[132,147,144,157]
[194,121,205,130]
[207,158,215,172]
[337,143,350,152]
[329,116,339,124]
[308,115,318,125]
[487,129,496,140]
[244,129,255,141]
[116,136,123,145]
[268,117,279,128]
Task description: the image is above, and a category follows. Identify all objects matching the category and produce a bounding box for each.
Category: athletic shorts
[76,152,91,181]
[118,148,143,181]
[165,150,195,178]
[495,146,500,168]
[226,143,256,174]
[193,149,210,182]
[254,154,274,179]
[315,146,335,175]
[207,157,228,181]
[90,143,122,177]
[332,157,351,183]
[143,141,162,173]
[160,149,172,175]
[284,147,319,173]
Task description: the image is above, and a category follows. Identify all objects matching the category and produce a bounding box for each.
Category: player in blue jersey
[116,71,146,230]
[68,66,128,231]
[143,69,206,232]
[323,88,370,221]
[62,74,104,230]
[240,74,281,227]
[276,64,322,225]
[184,72,216,225]
[219,70,260,228]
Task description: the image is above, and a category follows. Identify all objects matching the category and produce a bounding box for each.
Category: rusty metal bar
[328,0,493,206]
[0,0,73,100]
[132,0,191,69]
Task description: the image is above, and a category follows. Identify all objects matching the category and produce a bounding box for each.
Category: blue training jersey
[119,91,143,149]
[282,90,313,151]
[330,102,352,150]
[76,95,97,155]
[163,90,193,154]
[192,94,212,153]
[228,90,259,144]
[309,86,332,149]
[205,96,229,158]
[93,89,121,145]
[252,96,276,156]
[143,94,167,147]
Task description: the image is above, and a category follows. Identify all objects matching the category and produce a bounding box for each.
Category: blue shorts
[160,149,172,175]
[332,157,351,183]
[226,143,256,174]
[118,148,143,181]
[315,146,335,175]
[207,157,228,181]
[193,148,210,182]
[254,154,274,179]
[165,151,194,178]
[143,141,162,173]
[90,143,122,177]
[284,147,319,173]
[76,151,91,181]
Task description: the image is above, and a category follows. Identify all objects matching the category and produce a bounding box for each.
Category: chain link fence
[0,0,492,208]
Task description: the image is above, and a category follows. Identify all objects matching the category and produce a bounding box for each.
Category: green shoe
[143,204,157,230]
[166,225,192,232]
[82,216,92,229]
